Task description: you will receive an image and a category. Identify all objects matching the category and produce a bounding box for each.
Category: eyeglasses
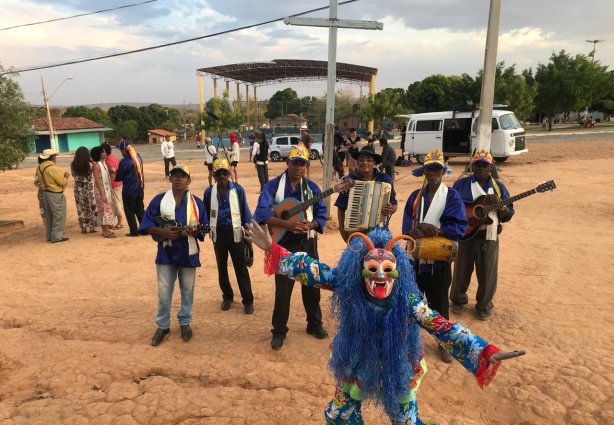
[215,170,229,176]
[357,157,375,163]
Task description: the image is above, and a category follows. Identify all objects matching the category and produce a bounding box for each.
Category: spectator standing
[35,149,70,243]
[91,146,116,238]
[102,143,124,230]
[379,136,397,180]
[70,146,98,234]
[203,137,217,187]
[161,135,177,179]
[251,131,269,192]
[115,140,145,237]
[227,133,240,183]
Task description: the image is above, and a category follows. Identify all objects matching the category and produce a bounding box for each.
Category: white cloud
[1,0,612,105]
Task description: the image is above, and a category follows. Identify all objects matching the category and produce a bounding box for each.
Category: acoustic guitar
[462,180,556,240]
[269,178,354,243]
[151,216,211,242]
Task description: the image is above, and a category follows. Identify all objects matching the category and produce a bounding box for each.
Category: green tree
[0,65,35,170]
[113,119,139,142]
[361,88,408,128]
[63,106,112,127]
[201,96,244,139]
[475,62,537,120]
[406,74,475,113]
[534,50,612,128]
[265,88,300,120]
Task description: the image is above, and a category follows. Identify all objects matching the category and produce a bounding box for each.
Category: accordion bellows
[344,180,392,233]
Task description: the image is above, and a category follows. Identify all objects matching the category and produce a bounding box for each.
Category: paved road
[19,130,614,170]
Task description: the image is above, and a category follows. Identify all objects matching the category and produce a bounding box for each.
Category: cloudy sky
[2,0,612,107]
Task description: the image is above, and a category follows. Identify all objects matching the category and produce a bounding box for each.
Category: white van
[403,108,527,163]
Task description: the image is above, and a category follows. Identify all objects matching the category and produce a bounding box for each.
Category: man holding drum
[402,149,467,362]
[449,150,515,321]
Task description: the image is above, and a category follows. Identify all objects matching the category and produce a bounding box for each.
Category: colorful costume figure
[262,227,503,425]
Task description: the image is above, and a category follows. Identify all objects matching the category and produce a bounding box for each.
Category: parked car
[268,135,323,162]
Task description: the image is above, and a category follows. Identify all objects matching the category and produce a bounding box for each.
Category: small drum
[407,236,458,263]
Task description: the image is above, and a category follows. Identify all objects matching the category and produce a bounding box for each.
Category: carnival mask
[349,233,415,300]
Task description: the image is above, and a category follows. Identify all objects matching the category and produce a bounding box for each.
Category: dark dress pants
[450,231,499,311]
[256,164,269,191]
[122,192,145,236]
[214,228,254,306]
[164,157,177,178]
[272,237,322,336]
[416,263,452,319]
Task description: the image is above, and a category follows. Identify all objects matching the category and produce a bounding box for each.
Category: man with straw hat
[35,148,70,243]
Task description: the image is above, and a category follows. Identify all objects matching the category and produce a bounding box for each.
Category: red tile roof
[35,117,106,131]
[149,129,176,136]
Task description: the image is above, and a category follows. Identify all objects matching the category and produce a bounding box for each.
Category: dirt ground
[0,139,613,425]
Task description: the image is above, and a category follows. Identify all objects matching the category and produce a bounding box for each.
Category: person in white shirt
[251,131,269,192]
[227,133,240,183]
[203,137,217,186]
[161,135,177,179]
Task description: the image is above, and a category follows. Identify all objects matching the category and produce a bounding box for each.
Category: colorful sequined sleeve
[408,294,502,388]
[264,242,335,291]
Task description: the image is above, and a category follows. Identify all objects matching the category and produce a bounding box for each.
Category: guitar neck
[287,187,334,217]
[483,188,537,213]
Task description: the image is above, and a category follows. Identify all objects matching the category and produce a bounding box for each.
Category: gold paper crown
[212,158,230,173]
[424,149,445,167]
[289,142,309,162]
[473,149,493,164]
[169,164,191,177]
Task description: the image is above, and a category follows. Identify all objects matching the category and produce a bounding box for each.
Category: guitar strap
[210,184,242,243]
[275,173,315,239]
[160,190,200,254]
[471,178,498,241]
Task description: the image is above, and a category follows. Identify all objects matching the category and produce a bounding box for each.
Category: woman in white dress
[91,146,116,238]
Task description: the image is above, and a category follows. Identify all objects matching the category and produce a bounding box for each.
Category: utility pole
[475,0,501,152]
[284,0,383,216]
[586,39,604,61]
[41,76,57,151]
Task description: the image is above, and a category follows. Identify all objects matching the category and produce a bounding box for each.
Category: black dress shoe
[244,305,254,315]
[306,326,329,339]
[220,300,232,311]
[271,334,285,350]
[180,324,192,342]
[151,328,169,346]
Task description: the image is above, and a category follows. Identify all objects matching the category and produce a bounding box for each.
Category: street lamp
[41,76,73,151]
[586,39,604,61]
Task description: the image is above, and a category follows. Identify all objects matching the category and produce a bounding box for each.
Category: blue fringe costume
[265,227,502,425]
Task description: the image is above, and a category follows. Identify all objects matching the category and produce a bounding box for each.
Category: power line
[0,0,159,31]
[1,0,358,76]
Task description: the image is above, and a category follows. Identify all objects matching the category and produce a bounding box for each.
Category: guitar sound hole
[473,205,486,219]
[280,211,290,220]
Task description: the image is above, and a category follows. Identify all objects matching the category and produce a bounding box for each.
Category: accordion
[344,180,392,233]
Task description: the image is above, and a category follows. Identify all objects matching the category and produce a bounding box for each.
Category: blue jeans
[155,264,196,330]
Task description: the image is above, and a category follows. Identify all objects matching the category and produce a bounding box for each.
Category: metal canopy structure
[197,59,377,86]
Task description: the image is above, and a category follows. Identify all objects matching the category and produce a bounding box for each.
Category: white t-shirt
[161,140,175,159]
[204,144,217,164]
[230,142,240,162]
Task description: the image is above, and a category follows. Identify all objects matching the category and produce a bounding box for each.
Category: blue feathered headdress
[329,226,423,416]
